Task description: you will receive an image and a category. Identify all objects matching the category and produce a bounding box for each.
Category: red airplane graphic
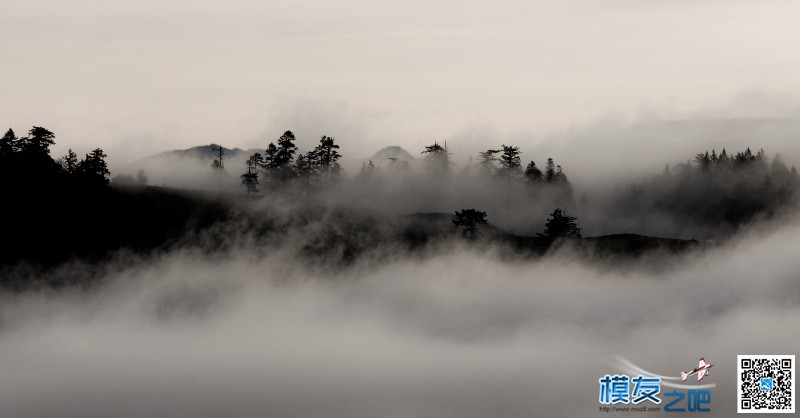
[681,357,714,382]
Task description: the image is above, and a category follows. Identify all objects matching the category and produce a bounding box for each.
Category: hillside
[0,185,702,287]
[142,144,258,163]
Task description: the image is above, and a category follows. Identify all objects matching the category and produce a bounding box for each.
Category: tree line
[453,207,581,241]
[237,131,343,193]
[0,127,110,189]
[235,132,574,199]
[605,145,800,237]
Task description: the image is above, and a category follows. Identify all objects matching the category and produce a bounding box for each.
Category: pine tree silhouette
[452,209,488,240]
[538,208,581,240]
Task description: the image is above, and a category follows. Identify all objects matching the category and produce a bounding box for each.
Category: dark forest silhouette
[1,127,110,190]
[595,146,800,236]
[0,126,226,276]
[2,124,799,282]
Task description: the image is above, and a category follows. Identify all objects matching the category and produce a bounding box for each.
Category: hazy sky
[4,0,800,165]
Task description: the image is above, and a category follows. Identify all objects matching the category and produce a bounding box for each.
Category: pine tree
[421,141,451,177]
[62,149,79,174]
[497,144,521,176]
[0,128,17,157]
[78,148,110,186]
[5,126,61,183]
[263,142,279,180]
[553,165,570,183]
[313,135,342,177]
[735,147,755,166]
[210,144,225,174]
[695,151,711,170]
[276,131,298,168]
[538,208,582,239]
[452,209,488,241]
[477,149,500,176]
[544,158,556,182]
[262,131,298,182]
[524,161,543,183]
[241,153,260,193]
[718,148,729,166]
[21,126,55,155]
[294,151,317,186]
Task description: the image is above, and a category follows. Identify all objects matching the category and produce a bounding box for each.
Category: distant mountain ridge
[143,144,260,162]
[370,146,415,162]
[142,144,415,163]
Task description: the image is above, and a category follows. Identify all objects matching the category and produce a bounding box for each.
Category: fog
[114,111,800,187]
[121,147,259,190]
[533,116,800,187]
[1,209,798,417]
[5,0,800,166]
[109,132,799,243]
[4,0,800,414]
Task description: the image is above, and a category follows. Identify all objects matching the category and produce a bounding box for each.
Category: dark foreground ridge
[1,185,231,269]
[1,185,702,290]
[399,212,701,256]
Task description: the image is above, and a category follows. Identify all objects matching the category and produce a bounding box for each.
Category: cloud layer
[1,213,798,417]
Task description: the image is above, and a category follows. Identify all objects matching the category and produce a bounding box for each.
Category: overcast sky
[3,0,800,165]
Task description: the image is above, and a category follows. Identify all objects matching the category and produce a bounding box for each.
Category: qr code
[738,355,795,413]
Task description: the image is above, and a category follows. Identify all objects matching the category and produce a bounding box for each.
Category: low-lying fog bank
[0,216,798,417]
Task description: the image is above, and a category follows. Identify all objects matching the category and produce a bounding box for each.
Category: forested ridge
[2,126,797,279]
